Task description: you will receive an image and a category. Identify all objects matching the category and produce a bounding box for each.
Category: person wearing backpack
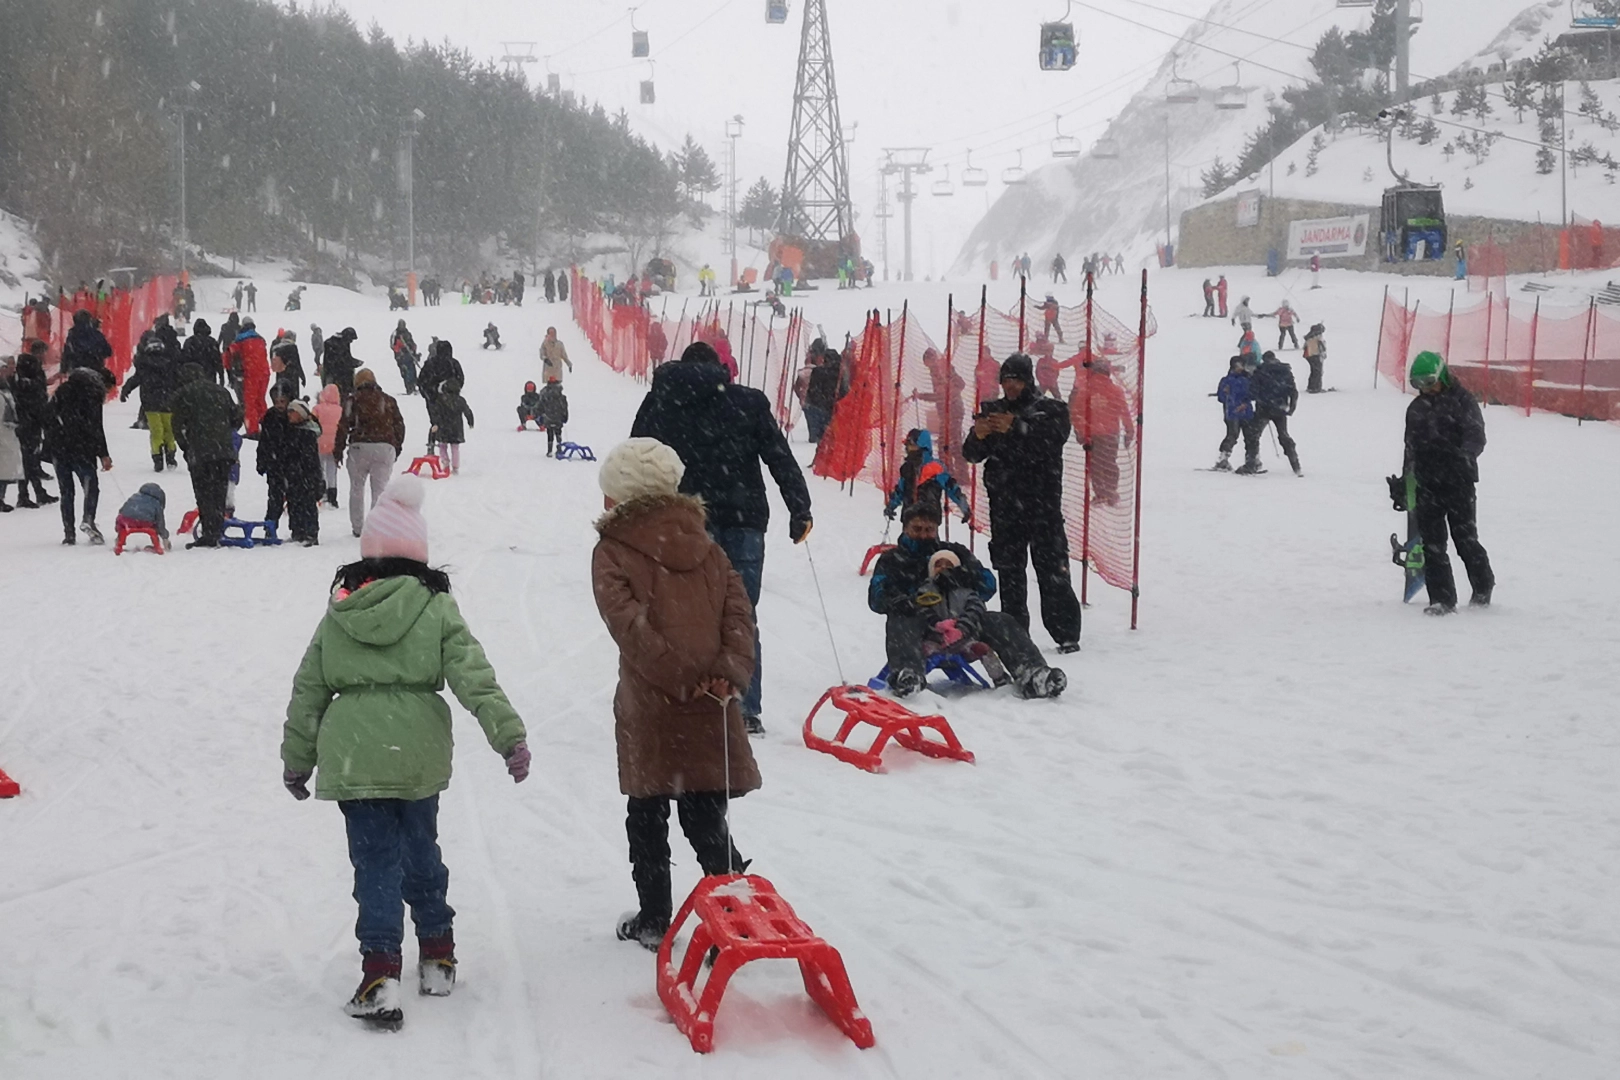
[1245,351,1301,477]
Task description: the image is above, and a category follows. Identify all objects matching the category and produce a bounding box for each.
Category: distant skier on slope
[1249,351,1301,477]
[1212,355,1257,472]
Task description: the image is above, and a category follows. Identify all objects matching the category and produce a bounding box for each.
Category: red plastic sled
[0,767,19,798]
[858,543,895,576]
[657,874,874,1053]
[802,684,975,773]
[405,455,451,479]
[114,521,164,555]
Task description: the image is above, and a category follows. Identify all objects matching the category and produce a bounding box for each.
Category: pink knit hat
[360,473,429,563]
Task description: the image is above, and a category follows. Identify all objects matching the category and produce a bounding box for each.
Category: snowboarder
[538,378,569,457]
[1302,323,1328,393]
[590,437,759,951]
[1402,351,1493,615]
[868,502,1065,699]
[1249,351,1301,476]
[43,365,115,545]
[430,379,474,475]
[962,353,1082,652]
[540,327,572,384]
[281,474,529,1029]
[170,364,243,547]
[1213,356,1258,472]
[884,429,971,524]
[336,369,406,538]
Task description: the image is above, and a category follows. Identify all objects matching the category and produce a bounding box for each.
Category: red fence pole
[1374,284,1389,389]
[1579,296,1596,425]
[1080,272,1095,608]
[970,285,988,555]
[1526,296,1541,417]
[1130,269,1149,631]
[1482,291,1495,405]
[1018,277,1027,351]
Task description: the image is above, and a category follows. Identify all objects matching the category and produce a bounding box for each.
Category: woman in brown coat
[592,437,761,950]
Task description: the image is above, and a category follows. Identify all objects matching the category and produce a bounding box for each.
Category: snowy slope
[0,209,51,355]
[1,267,1619,1077]
[951,0,1568,276]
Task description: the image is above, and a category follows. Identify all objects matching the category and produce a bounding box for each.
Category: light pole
[173,81,200,280]
[881,148,930,282]
[402,108,424,302]
[725,115,744,286]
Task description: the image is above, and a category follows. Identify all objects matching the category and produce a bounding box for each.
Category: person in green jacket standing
[281,472,530,1031]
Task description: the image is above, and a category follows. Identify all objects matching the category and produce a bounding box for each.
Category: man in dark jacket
[61,309,113,374]
[120,337,181,471]
[870,503,1065,699]
[1403,351,1493,615]
[417,339,465,446]
[803,350,844,443]
[183,318,224,384]
[13,344,57,506]
[321,327,359,402]
[543,270,556,303]
[44,365,116,544]
[271,331,305,400]
[1246,350,1301,476]
[171,363,244,547]
[962,353,1081,651]
[630,340,813,734]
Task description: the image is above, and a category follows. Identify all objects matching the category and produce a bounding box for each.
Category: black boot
[164,447,177,469]
[327,486,339,508]
[619,856,672,952]
[153,453,165,473]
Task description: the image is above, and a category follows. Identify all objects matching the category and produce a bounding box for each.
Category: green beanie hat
[1410,350,1449,387]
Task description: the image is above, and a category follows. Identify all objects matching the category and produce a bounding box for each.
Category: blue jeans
[339,796,454,955]
[710,527,764,719]
[55,458,98,532]
[803,404,830,443]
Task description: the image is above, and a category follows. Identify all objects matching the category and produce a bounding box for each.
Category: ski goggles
[1410,372,1441,389]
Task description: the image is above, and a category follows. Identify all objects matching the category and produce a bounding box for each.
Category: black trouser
[55,458,98,531]
[546,425,563,454]
[265,472,287,526]
[20,435,50,500]
[1278,325,1298,350]
[988,513,1082,645]
[1219,418,1257,457]
[190,458,231,542]
[1251,408,1298,469]
[1415,480,1493,608]
[625,793,745,924]
[287,478,320,541]
[885,610,1046,680]
[1305,356,1324,393]
[1203,297,1215,317]
[1086,434,1121,504]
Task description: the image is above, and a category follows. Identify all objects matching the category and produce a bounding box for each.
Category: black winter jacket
[171,367,244,464]
[62,322,113,373]
[431,390,474,444]
[12,355,49,442]
[182,332,223,384]
[418,349,464,402]
[43,367,112,463]
[1405,381,1486,487]
[868,536,996,616]
[321,338,358,390]
[630,357,812,534]
[121,352,179,413]
[1253,358,1298,414]
[961,388,1071,520]
[806,360,844,411]
[537,383,568,427]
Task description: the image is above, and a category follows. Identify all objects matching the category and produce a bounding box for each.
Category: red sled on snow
[857,543,895,576]
[405,455,452,479]
[802,684,975,773]
[657,874,874,1053]
[0,767,19,798]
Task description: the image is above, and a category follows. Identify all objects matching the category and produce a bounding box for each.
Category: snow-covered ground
[1,264,1617,1078]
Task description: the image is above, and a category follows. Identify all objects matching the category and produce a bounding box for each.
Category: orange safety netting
[1376,287,1620,421]
[26,276,181,386]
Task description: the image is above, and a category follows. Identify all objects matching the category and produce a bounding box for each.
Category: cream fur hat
[598,438,686,504]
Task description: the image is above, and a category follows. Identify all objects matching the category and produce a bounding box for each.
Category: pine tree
[1504,66,1537,123]
[1304,132,1326,177]
[739,177,779,234]
[1200,157,1233,198]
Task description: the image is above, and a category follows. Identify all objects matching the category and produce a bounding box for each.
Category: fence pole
[1018,277,1027,351]
[1130,269,1149,631]
[1400,290,1419,393]
[1374,284,1390,389]
[1527,296,1541,417]
[1443,289,1456,360]
[941,293,955,544]
[1482,291,1495,405]
[1579,295,1596,424]
[1080,272,1095,608]
[890,301,910,497]
[970,285,988,555]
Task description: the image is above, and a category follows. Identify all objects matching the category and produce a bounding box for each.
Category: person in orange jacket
[1067,356,1135,506]
[225,316,272,436]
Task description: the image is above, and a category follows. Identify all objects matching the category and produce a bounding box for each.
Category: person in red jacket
[1068,356,1135,506]
[1216,275,1230,319]
[226,316,272,436]
[646,319,668,368]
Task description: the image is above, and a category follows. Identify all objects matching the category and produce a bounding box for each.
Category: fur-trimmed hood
[594,493,710,572]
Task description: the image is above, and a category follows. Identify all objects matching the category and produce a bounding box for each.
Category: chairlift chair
[1215,63,1248,111]
[1165,57,1199,104]
[1002,150,1028,186]
[1572,1,1620,28]
[766,0,789,23]
[1039,2,1077,71]
[640,79,655,104]
[632,30,649,57]
[1051,115,1081,158]
[962,150,989,187]
[547,72,561,94]
[1093,136,1121,159]
[932,165,955,197]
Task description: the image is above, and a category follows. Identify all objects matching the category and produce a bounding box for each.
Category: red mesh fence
[1376,287,1620,421]
[29,275,181,386]
[1467,220,1620,293]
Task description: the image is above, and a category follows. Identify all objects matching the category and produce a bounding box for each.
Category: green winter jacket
[281,576,526,801]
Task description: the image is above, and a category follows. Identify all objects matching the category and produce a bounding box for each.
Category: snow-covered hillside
[0,209,50,355]
[951,0,1571,276]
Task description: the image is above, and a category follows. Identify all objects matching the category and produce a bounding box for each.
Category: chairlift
[1051,115,1081,158]
[1039,2,1077,72]
[766,0,789,23]
[1382,184,1447,263]
[962,150,989,187]
[932,165,955,197]
[1166,57,1199,105]
[1093,136,1121,160]
[630,9,649,57]
[1002,150,1028,186]
[1216,63,1248,111]
[640,79,656,104]
[1572,1,1620,28]
[1334,0,1374,6]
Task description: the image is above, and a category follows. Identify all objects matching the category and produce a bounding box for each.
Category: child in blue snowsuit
[884,429,972,524]
[1213,356,1258,471]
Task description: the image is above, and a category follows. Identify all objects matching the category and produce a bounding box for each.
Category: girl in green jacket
[281,474,530,1031]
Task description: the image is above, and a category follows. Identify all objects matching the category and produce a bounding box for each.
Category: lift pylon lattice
[776,0,857,273]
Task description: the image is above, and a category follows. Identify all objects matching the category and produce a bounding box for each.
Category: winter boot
[1234,460,1265,476]
[326,486,339,509]
[344,951,404,1030]
[1288,453,1302,477]
[81,520,105,545]
[15,492,38,509]
[1056,641,1081,655]
[616,911,670,952]
[1212,452,1232,471]
[164,447,177,469]
[62,528,76,545]
[36,489,58,505]
[1014,666,1068,700]
[0,499,12,512]
[417,933,456,997]
[153,453,165,473]
[1469,589,1492,608]
[1423,602,1457,617]
[744,715,765,737]
[888,667,925,698]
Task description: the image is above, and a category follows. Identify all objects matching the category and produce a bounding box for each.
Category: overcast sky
[327,0,1219,272]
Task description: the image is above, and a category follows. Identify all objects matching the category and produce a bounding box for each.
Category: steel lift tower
[775,0,858,279]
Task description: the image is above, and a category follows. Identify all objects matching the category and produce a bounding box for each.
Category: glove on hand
[789,517,813,544]
[283,769,312,801]
[883,505,897,520]
[504,741,531,784]
[1385,474,1407,512]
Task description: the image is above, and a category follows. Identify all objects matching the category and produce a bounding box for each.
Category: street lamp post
[725,115,744,287]
[174,81,200,280]
[403,108,425,303]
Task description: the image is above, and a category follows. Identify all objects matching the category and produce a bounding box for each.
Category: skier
[1270,299,1300,350]
[1040,294,1065,344]
[430,379,474,475]
[1068,356,1135,506]
[119,338,180,472]
[336,369,406,538]
[590,437,758,950]
[281,474,529,1029]
[868,501,1065,699]
[1301,323,1328,393]
[884,429,971,524]
[538,377,569,458]
[225,316,271,437]
[1232,295,1254,331]
[543,269,556,304]
[1213,356,1258,472]
[43,365,116,545]
[962,353,1082,652]
[1202,279,1216,317]
[313,384,344,508]
[1402,351,1493,614]
[170,364,243,547]
[630,341,814,736]
[540,327,572,384]
[1216,274,1230,319]
[390,320,420,396]
[1051,253,1067,283]
[481,323,502,350]
[1248,351,1301,477]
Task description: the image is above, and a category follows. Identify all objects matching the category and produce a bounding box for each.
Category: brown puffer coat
[335,383,406,459]
[592,493,761,798]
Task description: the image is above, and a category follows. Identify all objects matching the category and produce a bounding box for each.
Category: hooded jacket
[170,365,244,464]
[182,325,223,383]
[431,381,475,444]
[537,382,568,428]
[11,354,48,443]
[1253,356,1299,415]
[313,384,343,456]
[282,575,526,801]
[120,348,179,413]
[961,385,1071,519]
[321,331,358,390]
[118,483,169,538]
[1405,378,1486,487]
[592,494,760,798]
[43,367,113,463]
[1217,370,1255,423]
[885,431,970,518]
[62,312,112,373]
[629,357,812,535]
